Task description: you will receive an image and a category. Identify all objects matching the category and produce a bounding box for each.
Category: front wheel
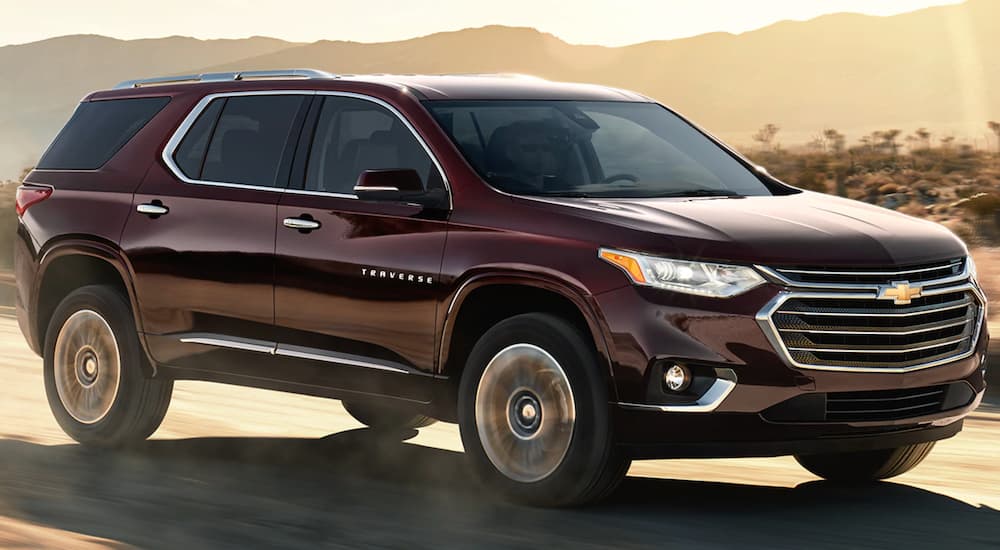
[43,285,173,448]
[795,442,936,482]
[458,313,630,507]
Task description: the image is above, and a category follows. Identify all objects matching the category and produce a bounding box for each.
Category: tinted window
[427,100,778,198]
[305,96,434,194]
[200,95,306,187]
[37,97,169,170]
[173,98,224,179]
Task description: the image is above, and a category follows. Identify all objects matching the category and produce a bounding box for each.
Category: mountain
[0,35,299,176]
[2,0,999,179]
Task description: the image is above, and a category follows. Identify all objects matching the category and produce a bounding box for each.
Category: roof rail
[113,69,336,90]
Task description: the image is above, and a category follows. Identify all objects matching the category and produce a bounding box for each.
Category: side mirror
[353,169,447,209]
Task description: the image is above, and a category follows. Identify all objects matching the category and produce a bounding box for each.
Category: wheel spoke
[52,310,122,424]
[475,343,576,483]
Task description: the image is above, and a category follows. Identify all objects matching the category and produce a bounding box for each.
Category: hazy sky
[0,0,963,47]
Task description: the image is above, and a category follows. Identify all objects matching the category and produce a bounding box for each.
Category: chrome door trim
[274,344,427,376]
[175,333,429,376]
[179,334,277,354]
[160,89,452,208]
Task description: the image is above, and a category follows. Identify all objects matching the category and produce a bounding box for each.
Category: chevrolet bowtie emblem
[878,282,922,305]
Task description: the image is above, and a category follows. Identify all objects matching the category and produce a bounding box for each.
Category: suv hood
[541,191,966,267]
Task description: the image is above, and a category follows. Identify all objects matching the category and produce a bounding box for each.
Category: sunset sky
[0,0,962,47]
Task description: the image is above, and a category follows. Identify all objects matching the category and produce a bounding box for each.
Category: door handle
[283,217,321,231]
[137,202,169,217]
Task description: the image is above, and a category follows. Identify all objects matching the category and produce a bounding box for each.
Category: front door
[272,94,450,402]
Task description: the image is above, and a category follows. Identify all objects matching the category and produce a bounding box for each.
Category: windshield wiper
[654,189,743,198]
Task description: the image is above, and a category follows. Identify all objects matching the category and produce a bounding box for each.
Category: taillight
[15,185,52,217]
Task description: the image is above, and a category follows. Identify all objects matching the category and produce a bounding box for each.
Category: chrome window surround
[160,90,452,208]
[755,266,986,373]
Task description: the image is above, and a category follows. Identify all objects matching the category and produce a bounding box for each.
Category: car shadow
[0,430,997,549]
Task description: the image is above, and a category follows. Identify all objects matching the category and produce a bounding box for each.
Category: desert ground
[0,310,997,549]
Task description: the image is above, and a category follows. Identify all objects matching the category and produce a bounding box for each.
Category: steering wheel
[601,173,640,184]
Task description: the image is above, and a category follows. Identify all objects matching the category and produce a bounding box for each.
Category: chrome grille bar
[782,298,972,317]
[777,318,971,336]
[756,258,969,291]
[776,261,962,276]
[786,335,970,354]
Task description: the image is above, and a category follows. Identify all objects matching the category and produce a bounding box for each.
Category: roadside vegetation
[746,122,1000,247]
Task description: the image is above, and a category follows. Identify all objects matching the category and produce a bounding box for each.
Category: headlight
[967,255,977,282]
[599,248,765,298]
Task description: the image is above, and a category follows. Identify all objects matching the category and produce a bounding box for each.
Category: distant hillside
[0,35,299,176]
[2,0,999,179]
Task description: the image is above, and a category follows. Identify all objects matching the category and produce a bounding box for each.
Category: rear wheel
[342,400,436,431]
[43,285,173,448]
[458,313,630,507]
[795,442,936,482]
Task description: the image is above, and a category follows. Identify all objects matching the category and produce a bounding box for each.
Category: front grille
[760,260,983,372]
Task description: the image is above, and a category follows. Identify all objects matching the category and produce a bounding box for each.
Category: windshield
[426,100,780,198]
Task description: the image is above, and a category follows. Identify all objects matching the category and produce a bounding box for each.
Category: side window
[173,98,224,179]
[304,96,434,194]
[178,95,306,188]
[37,97,170,170]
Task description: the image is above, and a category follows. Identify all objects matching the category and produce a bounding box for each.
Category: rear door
[272,93,450,401]
[121,92,312,375]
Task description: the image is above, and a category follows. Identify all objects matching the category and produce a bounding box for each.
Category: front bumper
[617,412,969,459]
[596,281,988,459]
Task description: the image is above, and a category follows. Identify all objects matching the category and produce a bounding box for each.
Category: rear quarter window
[172,94,308,188]
[36,97,170,170]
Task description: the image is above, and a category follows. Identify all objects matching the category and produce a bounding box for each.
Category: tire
[342,400,437,430]
[43,285,173,448]
[795,442,936,482]
[458,313,630,507]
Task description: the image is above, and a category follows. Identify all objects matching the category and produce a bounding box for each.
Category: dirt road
[0,313,997,549]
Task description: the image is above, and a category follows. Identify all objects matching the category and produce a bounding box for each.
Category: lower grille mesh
[826,386,946,422]
[761,382,976,423]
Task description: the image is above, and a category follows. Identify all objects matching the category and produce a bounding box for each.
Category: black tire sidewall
[794,442,936,481]
[342,400,437,430]
[43,285,151,447]
[458,313,616,506]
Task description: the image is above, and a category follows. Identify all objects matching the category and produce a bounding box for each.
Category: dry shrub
[879,182,900,194]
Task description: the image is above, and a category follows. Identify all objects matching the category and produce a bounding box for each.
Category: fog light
[664,364,691,392]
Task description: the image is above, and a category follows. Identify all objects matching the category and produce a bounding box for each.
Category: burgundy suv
[14,69,987,506]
